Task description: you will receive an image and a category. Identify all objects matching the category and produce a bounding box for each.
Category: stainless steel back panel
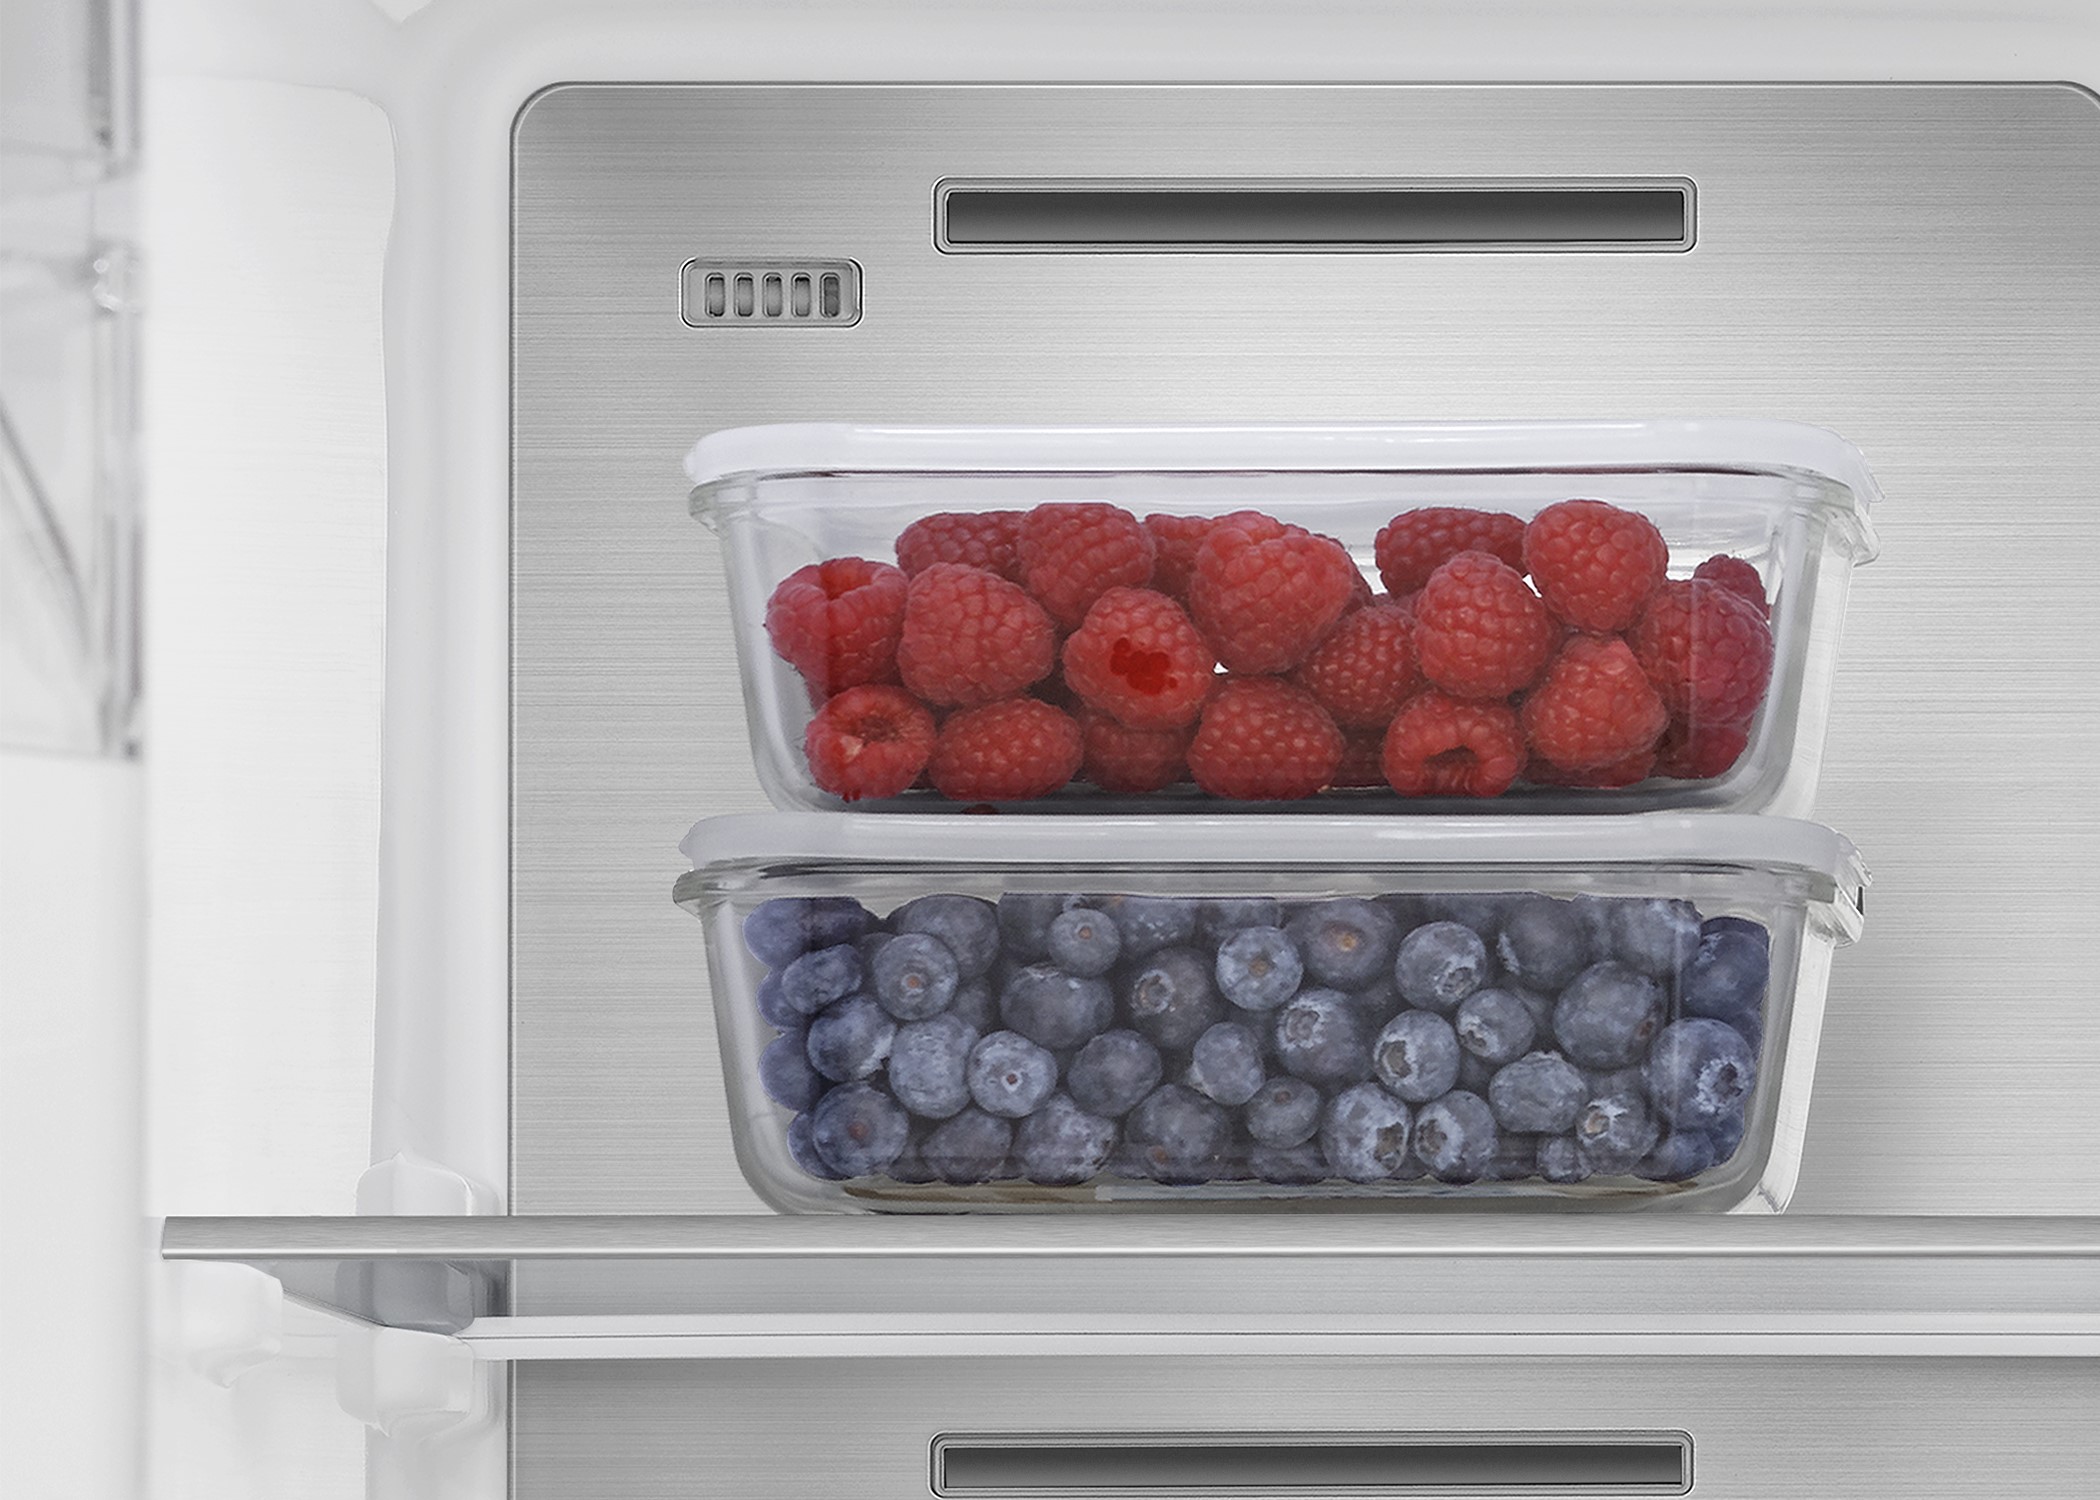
[510,1356,2096,1497]
[511,84,2100,1215]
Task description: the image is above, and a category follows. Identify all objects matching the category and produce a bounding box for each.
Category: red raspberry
[1340,559,1377,614]
[1693,553,1771,618]
[895,563,1057,707]
[1412,551,1557,700]
[1524,499,1669,632]
[1060,587,1217,731]
[1521,635,1669,772]
[1333,731,1389,789]
[928,698,1082,802]
[1142,513,1217,599]
[1017,503,1156,629]
[895,511,1023,580]
[1292,602,1418,730]
[1381,691,1525,798]
[1186,677,1344,801]
[1188,515,1357,674]
[1374,508,1527,596]
[1628,579,1775,727]
[802,685,935,801]
[1653,716,1752,780]
[764,557,908,697]
[1524,746,1656,789]
[1079,709,1190,794]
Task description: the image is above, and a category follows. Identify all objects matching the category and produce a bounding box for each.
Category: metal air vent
[679,259,861,326]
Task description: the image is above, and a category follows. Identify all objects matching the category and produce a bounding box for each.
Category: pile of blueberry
[741,887,1770,1193]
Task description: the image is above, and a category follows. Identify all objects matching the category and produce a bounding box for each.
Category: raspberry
[1374,508,1527,596]
[928,698,1083,802]
[1380,691,1525,798]
[1017,503,1156,629]
[1142,513,1216,599]
[803,685,936,801]
[1340,561,1376,614]
[1412,551,1557,700]
[1520,635,1669,772]
[1186,677,1344,801]
[1333,731,1389,788]
[764,557,908,697]
[1079,708,1190,794]
[1628,579,1775,727]
[1693,553,1771,618]
[1188,515,1357,674]
[1523,499,1669,632]
[1060,587,1217,730]
[895,563,1057,707]
[895,511,1023,580]
[1292,602,1418,730]
[1524,746,1656,788]
[1653,716,1752,780]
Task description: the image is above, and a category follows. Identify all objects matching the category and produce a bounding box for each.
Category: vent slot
[932,1432,1692,1496]
[681,259,861,325]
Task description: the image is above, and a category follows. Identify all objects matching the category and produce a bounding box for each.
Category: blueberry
[886,1129,938,1184]
[1000,963,1115,1049]
[779,943,864,1017]
[1493,897,1590,992]
[1708,1110,1747,1162]
[856,930,896,971]
[1066,1029,1163,1119]
[1198,897,1284,947]
[805,994,896,1082]
[1571,895,1619,958]
[1553,962,1665,1068]
[1273,988,1372,1090]
[887,1013,979,1120]
[1047,907,1123,978]
[1574,1090,1659,1176]
[1249,1140,1332,1185]
[1124,1084,1232,1184]
[949,977,997,1034]
[1372,1010,1463,1103]
[1320,1083,1414,1182]
[1511,987,1558,1041]
[1486,1132,1539,1181]
[785,1109,847,1180]
[996,892,1079,960]
[1092,895,1198,958]
[1609,898,1702,980]
[1244,1076,1324,1149]
[966,1030,1059,1118]
[1454,989,1537,1067]
[870,932,960,1020]
[1188,1021,1266,1107]
[1702,914,1771,952]
[760,1029,827,1112]
[1584,1064,1648,1101]
[1635,1129,1719,1182]
[1123,947,1225,1051]
[1288,898,1401,990]
[1012,1093,1119,1186]
[1346,978,1406,1032]
[1421,894,1508,942]
[1456,1052,1497,1096]
[891,894,1001,978]
[1393,922,1488,1013]
[1412,1091,1499,1182]
[1487,1051,1588,1134]
[809,1081,910,1177]
[742,896,875,969]
[754,969,799,1031]
[1215,926,1305,1012]
[921,1107,1014,1184]
[1536,1133,1588,1184]
[1645,1018,1758,1132]
[1374,892,1431,934]
[1683,929,1770,1026]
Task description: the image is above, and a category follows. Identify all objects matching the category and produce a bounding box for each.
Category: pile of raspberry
[763,498,1774,804]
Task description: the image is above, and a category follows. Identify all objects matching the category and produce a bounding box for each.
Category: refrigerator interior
[26,1,2090,1497]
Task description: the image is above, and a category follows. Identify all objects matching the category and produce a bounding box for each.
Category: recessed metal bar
[937,179,1693,253]
[932,1433,1691,1496]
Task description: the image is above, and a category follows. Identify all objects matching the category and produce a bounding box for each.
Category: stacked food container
[675,422,1876,1213]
